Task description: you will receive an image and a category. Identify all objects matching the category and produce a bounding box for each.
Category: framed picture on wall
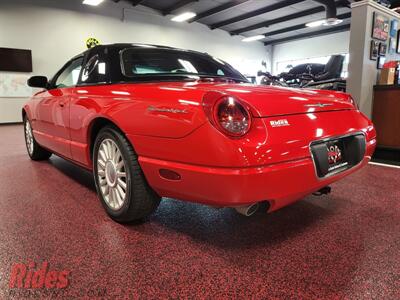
[389,37,396,54]
[379,42,387,56]
[377,56,386,69]
[372,12,389,40]
[370,40,379,60]
[390,19,398,37]
[397,30,400,53]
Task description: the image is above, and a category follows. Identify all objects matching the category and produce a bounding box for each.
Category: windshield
[120,48,247,82]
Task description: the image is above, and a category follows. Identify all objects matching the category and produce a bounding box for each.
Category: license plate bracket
[310,134,366,178]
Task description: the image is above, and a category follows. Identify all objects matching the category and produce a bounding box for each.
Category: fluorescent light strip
[83,0,104,6]
[171,12,196,22]
[242,35,265,42]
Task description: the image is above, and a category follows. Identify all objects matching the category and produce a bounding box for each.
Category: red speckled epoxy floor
[0,124,399,299]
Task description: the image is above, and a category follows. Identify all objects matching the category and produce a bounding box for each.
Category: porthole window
[81,54,99,82]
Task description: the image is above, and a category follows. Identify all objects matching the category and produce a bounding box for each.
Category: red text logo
[9,262,70,289]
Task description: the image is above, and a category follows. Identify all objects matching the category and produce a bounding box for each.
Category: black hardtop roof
[82,43,211,57]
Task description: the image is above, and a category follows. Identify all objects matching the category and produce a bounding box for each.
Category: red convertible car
[24,44,376,222]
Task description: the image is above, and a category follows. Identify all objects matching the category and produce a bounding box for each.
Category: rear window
[120,48,246,82]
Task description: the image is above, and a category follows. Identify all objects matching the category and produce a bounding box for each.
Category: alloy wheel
[25,121,34,155]
[97,139,128,211]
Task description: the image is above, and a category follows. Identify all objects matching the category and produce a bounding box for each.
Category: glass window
[275,54,349,78]
[55,57,83,88]
[120,48,246,82]
[81,55,99,82]
[80,54,108,84]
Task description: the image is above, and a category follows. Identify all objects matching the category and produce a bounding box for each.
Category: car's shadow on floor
[46,155,333,249]
[146,198,332,249]
[48,155,96,191]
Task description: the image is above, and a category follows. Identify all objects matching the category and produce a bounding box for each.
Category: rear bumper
[139,138,376,212]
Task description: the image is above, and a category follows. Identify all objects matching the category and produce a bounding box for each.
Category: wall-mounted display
[0,48,32,72]
[390,19,398,37]
[370,40,379,60]
[379,42,387,56]
[377,56,386,69]
[372,12,390,41]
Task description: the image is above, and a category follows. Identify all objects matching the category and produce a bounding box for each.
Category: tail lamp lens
[214,97,251,137]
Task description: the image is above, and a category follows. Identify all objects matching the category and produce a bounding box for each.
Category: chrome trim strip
[304,103,334,108]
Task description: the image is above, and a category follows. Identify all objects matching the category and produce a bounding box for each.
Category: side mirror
[27,76,48,88]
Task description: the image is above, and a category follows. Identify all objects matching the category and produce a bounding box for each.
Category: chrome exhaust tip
[234,203,259,216]
[313,186,332,196]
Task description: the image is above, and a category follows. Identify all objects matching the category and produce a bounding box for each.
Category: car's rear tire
[93,126,161,223]
[23,116,52,161]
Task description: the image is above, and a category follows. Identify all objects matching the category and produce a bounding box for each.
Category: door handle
[59,102,65,107]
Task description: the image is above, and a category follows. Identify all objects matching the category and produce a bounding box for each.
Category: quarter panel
[71,83,207,139]
[68,83,209,166]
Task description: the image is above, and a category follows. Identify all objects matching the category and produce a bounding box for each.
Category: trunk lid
[191,82,355,117]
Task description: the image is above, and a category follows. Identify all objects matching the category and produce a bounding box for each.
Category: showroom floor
[0,124,399,299]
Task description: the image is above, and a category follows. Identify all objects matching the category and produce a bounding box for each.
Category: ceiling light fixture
[242,35,265,42]
[83,0,104,6]
[171,12,196,22]
[306,18,343,28]
[324,18,343,26]
[305,19,326,28]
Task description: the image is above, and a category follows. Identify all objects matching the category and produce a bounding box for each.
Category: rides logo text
[9,261,70,289]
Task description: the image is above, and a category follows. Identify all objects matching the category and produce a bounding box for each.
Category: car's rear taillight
[211,96,252,137]
[214,97,251,137]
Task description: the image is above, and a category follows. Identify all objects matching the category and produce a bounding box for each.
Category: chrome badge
[147,106,188,114]
[304,103,333,108]
[270,119,290,127]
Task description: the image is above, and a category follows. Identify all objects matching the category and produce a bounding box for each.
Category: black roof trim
[85,43,212,57]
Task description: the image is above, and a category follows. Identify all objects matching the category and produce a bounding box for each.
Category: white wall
[271,31,350,74]
[0,0,270,123]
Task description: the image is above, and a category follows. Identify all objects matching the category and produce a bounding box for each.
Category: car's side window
[54,57,84,89]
